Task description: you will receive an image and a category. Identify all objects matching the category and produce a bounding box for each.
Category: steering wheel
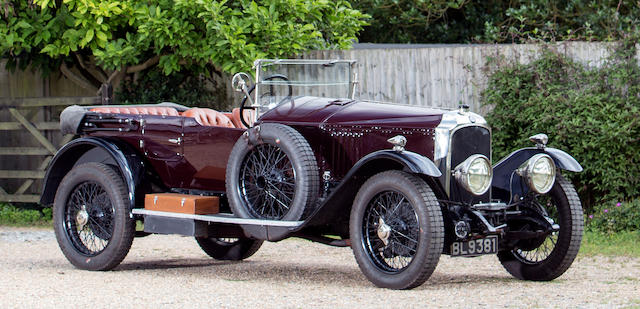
[239,74,293,128]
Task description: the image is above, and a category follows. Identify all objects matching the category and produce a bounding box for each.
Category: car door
[181,117,244,191]
[141,115,188,188]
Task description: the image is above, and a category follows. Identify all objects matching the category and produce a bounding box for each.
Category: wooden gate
[0,96,102,203]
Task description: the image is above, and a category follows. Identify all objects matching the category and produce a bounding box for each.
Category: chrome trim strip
[132,209,303,227]
[471,202,509,211]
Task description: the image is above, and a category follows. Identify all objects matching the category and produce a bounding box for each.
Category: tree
[0,0,368,92]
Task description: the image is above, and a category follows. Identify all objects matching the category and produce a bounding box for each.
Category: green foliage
[481,0,640,43]
[349,0,467,43]
[586,200,640,233]
[351,0,640,43]
[0,0,368,78]
[0,203,52,226]
[115,68,225,109]
[483,44,640,208]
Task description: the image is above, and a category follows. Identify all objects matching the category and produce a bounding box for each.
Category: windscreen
[254,59,355,111]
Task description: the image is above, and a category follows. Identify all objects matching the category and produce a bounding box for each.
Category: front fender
[354,150,442,178]
[298,150,440,232]
[249,150,442,240]
[492,147,582,194]
[40,137,145,209]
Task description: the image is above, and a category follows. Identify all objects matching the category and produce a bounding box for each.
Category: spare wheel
[226,123,319,221]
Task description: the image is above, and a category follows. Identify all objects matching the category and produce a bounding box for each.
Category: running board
[131,209,303,227]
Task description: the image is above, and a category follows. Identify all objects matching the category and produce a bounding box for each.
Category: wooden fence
[306,42,619,115]
[0,96,101,203]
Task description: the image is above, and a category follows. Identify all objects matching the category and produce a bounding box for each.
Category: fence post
[100,84,113,105]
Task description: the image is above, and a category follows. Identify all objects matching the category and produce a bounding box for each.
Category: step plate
[132,209,303,228]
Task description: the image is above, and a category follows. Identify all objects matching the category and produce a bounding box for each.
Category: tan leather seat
[182,108,235,128]
[231,108,255,129]
[90,106,179,116]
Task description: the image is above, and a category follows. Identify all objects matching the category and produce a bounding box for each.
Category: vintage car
[40,59,584,289]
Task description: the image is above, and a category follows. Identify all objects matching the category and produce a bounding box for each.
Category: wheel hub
[256,176,267,189]
[377,217,391,246]
[76,205,89,230]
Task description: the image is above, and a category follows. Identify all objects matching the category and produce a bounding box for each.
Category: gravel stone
[0,226,638,308]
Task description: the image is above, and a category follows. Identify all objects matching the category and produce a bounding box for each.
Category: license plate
[451,235,498,257]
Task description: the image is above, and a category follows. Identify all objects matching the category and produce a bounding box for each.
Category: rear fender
[492,147,582,198]
[40,137,146,210]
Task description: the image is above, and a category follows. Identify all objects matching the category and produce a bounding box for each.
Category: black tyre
[195,237,263,260]
[226,123,319,221]
[53,162,135,271]
[350,170,444,290]
[498,175,583,281]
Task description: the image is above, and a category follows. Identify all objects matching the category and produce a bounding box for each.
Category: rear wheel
[350,170,444,289]
[498,175,583,281]
[195,237,263,260]
[53,162,134,271]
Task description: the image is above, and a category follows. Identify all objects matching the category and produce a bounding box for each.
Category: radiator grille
[449,126,491,204]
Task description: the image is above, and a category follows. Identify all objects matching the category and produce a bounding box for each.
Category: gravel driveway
[1,226,639,308]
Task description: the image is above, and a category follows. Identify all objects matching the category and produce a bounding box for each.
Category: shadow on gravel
[114,258,370,287]
[424,273,516,287]
[113,257,515,288]
[115,258,224,271]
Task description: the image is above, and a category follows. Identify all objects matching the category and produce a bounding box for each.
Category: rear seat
[90,106,239,128]
[182,107,234,128]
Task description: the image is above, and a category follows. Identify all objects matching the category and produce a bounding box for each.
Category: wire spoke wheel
[64,181,114,256]
[498,175,583,281]
[227,123,319,231]
[513,195,559,264]
[239,144,296,219]
[350,170,443,289]
[363,191,419,272]
[53,162,134,271]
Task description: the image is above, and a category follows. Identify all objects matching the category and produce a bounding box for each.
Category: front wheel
[195,237,263,260]
[53,162,135,271]
[498,175,583,281]
[350,170,444,290]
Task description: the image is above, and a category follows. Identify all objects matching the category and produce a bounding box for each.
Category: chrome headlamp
[454,154,492,195]
[517,153,556,194]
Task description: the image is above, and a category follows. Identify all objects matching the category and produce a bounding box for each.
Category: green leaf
[16,21,33,29]
[85,29,94,42]
[96,30,107,42]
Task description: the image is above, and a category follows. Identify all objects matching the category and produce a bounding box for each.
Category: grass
[0,203,52,227]
[580,230,640,258]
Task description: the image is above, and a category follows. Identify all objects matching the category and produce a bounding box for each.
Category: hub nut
[454,220,470,239]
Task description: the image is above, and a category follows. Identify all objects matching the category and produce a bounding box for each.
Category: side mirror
[231,72,253,93]
[231,72,255,107]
